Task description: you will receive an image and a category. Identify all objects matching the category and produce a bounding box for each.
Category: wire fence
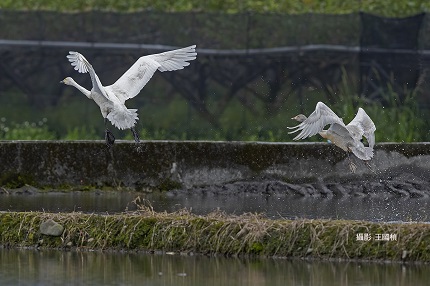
[0,10,428,140]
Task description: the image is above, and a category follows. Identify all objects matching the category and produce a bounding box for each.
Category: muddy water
[1,191,429,285]
[0,190,429,222]
[0,248,428,286]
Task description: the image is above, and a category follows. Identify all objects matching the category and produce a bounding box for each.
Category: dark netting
[0,11,360,48]
[359,12,425,100]
[360,12,424,49]
[0,10,428,139]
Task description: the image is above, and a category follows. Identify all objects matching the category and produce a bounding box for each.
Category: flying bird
[288,102,376,173]
[61,45,197,146]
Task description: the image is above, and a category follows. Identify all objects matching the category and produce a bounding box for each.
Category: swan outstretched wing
[67,51,113,101]
[346,108,376,148]
[105,45,197,104]
[67,51,91,73]
[288,102,344,140]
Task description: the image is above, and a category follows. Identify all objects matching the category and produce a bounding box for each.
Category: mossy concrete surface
[1,210,429,262]
[0,141,429,194]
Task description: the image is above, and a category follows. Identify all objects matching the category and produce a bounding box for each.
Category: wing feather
[67,51,90,73]
[346,108,376,148]
[66,51,114,102]
[288,102,344,140]
[105,45,197,103]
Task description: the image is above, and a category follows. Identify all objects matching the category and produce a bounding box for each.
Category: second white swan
[288,101,376,172]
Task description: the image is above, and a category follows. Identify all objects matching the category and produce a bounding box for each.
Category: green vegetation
[1,81,427,142]
[0,0,429,16]
[1,207,430,261]
[0,118,56,140]
[0,172,38,189]
[329,71,427,143]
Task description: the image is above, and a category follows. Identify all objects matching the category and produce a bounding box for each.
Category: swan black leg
[105,129,115,147]
[104,118,115,147]
[131,127,140,143]
[364,160,376,174]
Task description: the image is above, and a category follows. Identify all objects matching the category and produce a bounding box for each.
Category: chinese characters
[356,233,397,241]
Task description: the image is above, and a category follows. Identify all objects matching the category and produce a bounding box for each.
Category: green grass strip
[1,209,429,261]
[0,0,429,16]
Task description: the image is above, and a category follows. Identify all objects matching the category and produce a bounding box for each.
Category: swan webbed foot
[105,129,115,147]
[131,127,140,143]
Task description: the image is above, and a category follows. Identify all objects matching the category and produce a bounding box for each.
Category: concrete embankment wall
[0,141,429,196]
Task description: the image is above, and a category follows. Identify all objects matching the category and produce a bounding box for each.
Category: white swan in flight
[288,102,376,173]
[61,45,197,146]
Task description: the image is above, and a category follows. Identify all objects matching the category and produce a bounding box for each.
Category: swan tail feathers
[107,108,139,130]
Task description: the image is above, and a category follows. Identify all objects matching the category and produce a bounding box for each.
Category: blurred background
[0,1,429,142]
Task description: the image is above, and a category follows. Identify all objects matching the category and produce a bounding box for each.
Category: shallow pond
[0,190,429,222]
[1,190,430,285]
[0,248,428,286]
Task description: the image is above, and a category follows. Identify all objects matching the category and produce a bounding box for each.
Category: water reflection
[0,191,138,213]
[150,193,430,222]
[0,191,429,222]
[0,248,428,286]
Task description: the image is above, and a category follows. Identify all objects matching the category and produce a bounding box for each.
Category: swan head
[60,76,91,97]
[291,114,307,123]
[60,77,75,85]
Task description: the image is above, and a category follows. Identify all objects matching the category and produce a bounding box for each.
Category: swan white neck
[69,78,91,98]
